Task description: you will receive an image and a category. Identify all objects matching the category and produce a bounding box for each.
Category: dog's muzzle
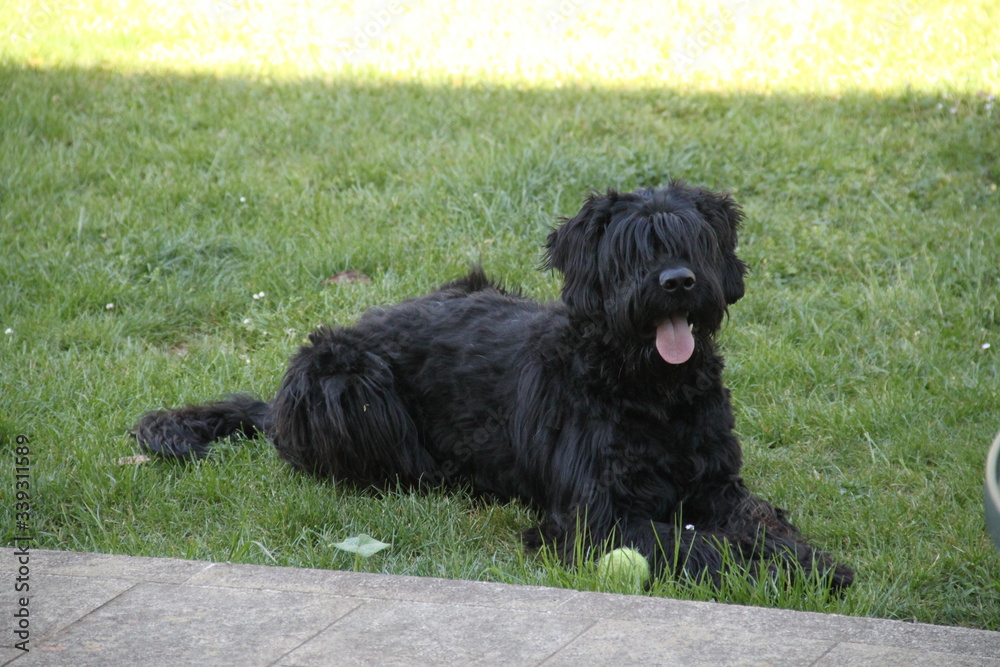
[653,268,697,365]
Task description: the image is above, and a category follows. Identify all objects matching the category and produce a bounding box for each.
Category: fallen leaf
[322,270,372,285]
[331,533,391,557]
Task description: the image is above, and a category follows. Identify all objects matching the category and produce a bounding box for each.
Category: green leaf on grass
[331,533,391,557]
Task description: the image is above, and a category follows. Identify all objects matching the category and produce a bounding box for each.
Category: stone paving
[3,549,999,665]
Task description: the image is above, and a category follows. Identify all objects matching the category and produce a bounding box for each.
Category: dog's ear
[695,189,748,305]
[543,191,614,313]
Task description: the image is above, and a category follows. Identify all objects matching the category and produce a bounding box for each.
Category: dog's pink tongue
[655,315,694,365]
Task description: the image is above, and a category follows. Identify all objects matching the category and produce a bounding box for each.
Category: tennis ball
[597,547,650,587]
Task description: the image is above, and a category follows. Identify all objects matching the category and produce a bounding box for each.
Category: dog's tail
[134,394,271,459]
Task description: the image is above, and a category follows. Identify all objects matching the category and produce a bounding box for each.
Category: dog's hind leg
[269,328,438,488]
[134,394,272,459]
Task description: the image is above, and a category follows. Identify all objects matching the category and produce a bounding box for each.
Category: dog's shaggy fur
[136,182,853,589]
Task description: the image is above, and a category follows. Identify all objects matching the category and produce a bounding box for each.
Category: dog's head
[544,182,747,366]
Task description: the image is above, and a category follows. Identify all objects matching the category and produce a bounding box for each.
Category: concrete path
[2,548,999,666]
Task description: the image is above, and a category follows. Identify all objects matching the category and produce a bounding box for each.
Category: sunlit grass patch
[3,1,997,92]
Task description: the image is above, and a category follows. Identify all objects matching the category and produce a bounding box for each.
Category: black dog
[136,182,853,589]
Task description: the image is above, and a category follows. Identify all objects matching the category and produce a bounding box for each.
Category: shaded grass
[2,0,999,631]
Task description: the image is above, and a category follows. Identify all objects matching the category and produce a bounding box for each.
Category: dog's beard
[655,313,694,364]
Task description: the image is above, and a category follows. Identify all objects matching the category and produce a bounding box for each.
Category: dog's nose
[659,267,696,293]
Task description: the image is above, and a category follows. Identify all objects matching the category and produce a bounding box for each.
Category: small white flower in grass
[983,343,992,350]
[106,303,115,310]
[4,328,12,335]
[685,524,695,531]
[252,291,265,300]
[243,318,252,324]
[239,196,246,202]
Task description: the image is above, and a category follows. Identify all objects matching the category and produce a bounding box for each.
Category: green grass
[2,0,999,630]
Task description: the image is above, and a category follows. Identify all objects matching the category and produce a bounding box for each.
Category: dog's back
[271,268,558,494]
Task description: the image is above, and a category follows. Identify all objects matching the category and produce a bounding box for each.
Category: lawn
[2,0,999,629]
